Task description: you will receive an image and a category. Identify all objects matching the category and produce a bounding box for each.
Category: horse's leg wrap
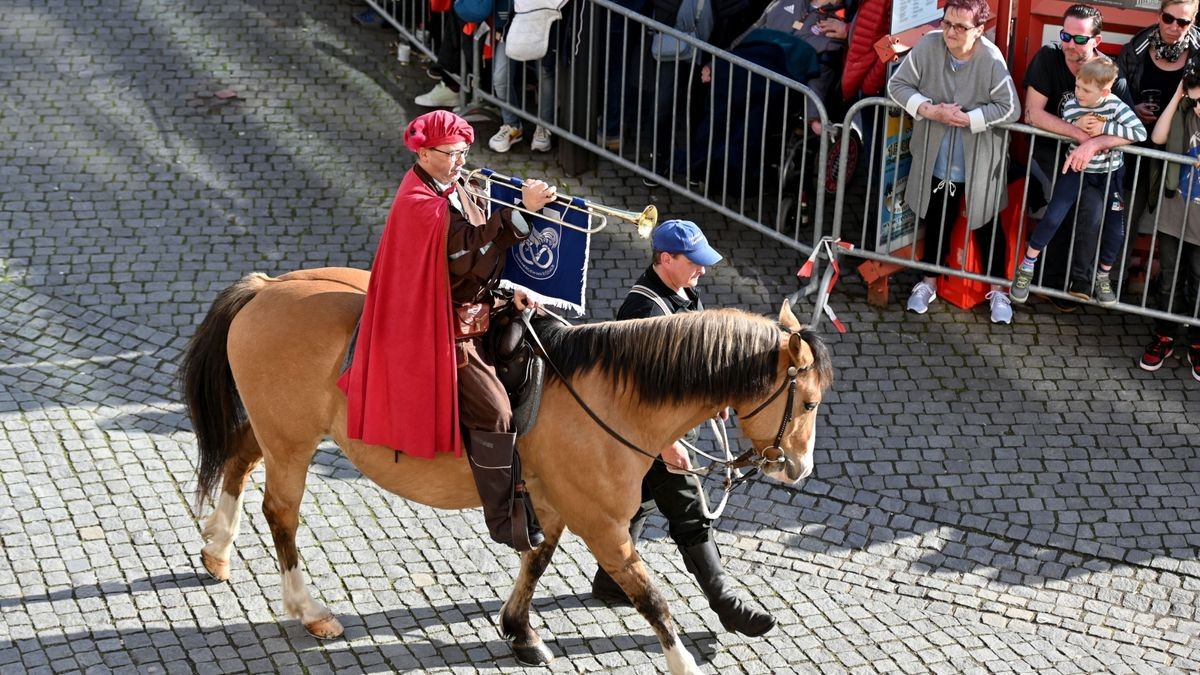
[680,539,776,637]
[465,430,544,551]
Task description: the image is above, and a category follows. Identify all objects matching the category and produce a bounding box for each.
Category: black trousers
[634,459,710,548]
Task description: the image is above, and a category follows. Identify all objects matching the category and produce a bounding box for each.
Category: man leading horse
[337,110,556,551]
[589,220,776,637]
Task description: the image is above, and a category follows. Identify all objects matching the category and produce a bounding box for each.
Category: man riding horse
[337,110,556,551]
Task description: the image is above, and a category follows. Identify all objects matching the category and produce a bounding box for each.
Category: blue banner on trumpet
[485,170,592,315]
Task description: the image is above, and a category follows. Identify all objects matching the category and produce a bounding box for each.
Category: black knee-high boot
[681,539,776,637]
[590,511,648,606]
[465,430,543,552]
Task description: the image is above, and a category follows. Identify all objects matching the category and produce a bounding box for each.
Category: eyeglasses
[1161,11,1193,27]
[429,145,471,161]
[1059,29,1094,45]
[940,19,978,34]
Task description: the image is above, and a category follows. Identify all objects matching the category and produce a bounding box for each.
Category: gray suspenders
[628,284,673,316]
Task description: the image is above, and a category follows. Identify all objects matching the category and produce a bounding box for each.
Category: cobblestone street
[1,0,1197,673]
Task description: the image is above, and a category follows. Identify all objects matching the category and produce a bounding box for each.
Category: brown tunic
[412,165,529,432]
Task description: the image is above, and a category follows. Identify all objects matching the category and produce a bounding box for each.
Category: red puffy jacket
[841,0,890,100]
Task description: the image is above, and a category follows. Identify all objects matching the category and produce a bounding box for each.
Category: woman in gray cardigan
[887,0,1020,323]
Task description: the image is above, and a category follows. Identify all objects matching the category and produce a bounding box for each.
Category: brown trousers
[456,337,512,434]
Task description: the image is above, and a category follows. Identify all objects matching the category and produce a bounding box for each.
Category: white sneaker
[531,125,552,152]
[906,280,937,314]
[987,290,1012,324]
[414,82,459,107]
[488,124,523,153]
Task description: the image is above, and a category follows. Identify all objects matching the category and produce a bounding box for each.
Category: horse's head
[736,300,832,483]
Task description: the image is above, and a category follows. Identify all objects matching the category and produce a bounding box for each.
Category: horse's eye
[804,402,819,412]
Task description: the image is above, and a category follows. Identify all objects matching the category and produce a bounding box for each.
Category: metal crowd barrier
[376,0,832,256]
[366,2,1196,329]
[831,97,1200,328]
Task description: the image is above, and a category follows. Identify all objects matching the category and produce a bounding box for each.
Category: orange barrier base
[855,179,1026,309]
[857,242,923,306]
[939,179,1025,310]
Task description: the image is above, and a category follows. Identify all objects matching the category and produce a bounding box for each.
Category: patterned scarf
[1151,27,1189,63]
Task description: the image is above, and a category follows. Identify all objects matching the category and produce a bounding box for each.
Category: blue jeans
[492,42,556,129]
[1029,166,1126,276]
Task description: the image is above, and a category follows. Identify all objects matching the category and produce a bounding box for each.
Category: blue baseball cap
[651,219,723,266]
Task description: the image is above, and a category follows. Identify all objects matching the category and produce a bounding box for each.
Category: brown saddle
[487,307,547,439]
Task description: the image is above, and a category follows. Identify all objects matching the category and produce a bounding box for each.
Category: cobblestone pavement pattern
[1,0,1198,673]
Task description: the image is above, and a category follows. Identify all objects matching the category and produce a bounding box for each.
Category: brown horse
[181,267,832,674]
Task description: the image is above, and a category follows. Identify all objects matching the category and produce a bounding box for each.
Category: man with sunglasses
[339,110,558,552]
[1023,4,1135,307]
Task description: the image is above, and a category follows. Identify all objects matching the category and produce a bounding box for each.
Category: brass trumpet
[458,167,658,237]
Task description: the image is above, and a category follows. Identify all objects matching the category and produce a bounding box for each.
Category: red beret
[404,110,475,152]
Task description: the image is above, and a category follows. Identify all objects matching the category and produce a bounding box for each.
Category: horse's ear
[779,299,801,331]
[787,332,810,368]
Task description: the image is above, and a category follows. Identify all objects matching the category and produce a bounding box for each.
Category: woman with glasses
[339,110,559,552]
[886,0,1020,324]
[1117,0,1200,245]
[1117,0,1200,127]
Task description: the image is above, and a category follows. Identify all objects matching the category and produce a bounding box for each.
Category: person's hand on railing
[917,102,968,127]
[1061,137,1105,173]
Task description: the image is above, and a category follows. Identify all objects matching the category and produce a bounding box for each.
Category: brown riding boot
[465,430,544,552]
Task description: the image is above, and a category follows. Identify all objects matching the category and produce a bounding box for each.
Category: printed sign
[876,108,921,253]
[891,0,940,34]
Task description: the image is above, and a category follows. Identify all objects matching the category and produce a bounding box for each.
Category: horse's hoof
[201,549,230,582]
[511,640,554,666]
[305,615,344,640]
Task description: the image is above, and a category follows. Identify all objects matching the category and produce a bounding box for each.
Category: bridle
[729,361,811,474]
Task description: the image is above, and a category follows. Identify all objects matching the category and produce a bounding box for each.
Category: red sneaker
[1138,335,1175,372]
[1189,344,1200,382]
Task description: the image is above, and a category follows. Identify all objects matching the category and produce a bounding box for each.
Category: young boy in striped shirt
[1011,57,1146,306]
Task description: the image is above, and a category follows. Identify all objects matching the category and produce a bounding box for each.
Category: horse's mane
[537,309,831,406]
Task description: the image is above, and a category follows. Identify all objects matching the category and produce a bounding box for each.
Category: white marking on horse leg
[664,640,700,675]
[201,490,244,561]
[280,567,329,623]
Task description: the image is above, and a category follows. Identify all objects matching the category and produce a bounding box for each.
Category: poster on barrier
[875,108,920,253]
[891,0,941,33]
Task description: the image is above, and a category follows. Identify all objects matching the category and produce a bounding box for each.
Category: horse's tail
[181,272,272,512]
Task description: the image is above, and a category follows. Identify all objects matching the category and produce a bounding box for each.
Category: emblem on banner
[514,208,563,280]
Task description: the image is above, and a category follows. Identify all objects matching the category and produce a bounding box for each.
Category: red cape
[338,169,461,458]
